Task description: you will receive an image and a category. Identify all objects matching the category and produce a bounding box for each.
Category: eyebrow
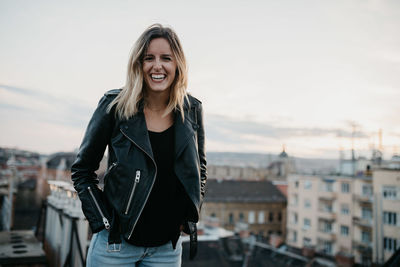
[144,53,173,57]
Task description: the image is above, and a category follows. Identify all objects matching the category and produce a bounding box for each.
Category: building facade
[373,169,400,264]
[201,180,287,240]
[286,174,374,265]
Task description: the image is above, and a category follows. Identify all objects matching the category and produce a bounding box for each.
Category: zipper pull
[109,162,117,170]
[103,217,110,230]
[135,170,141,183]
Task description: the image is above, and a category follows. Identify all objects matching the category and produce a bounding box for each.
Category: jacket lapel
[120,111,154,159]
[174,100,196,159]
[119,98,196,160]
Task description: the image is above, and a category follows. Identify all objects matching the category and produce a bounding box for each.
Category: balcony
[318,210,336,221]
[318,191,336,201]
[352,240,372,252]
[353,194,373,204]
[317,230,336,241]
[353,216,373,228]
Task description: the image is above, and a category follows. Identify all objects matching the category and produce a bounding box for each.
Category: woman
[71,24,207,266]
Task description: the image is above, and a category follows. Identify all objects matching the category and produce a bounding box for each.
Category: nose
[154,58,162,70]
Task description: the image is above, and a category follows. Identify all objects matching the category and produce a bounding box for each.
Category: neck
[144,90,169,112]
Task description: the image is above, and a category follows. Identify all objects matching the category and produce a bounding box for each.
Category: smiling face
[142,38,177,94]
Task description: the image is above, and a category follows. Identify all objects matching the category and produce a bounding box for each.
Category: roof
[46,152,76,170]
[279,150,288,158]
[204,180,287,203]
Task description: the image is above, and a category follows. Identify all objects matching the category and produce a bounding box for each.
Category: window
[239,213,244,222]
[291,194,298,206]
[362,231,371,243]
[340,225,349,236]
[258,211,265,224]
[383,237,398,252]
[229,213,234,224]
[293,231,297,242]
[383,211,397,226]
[362,207,372,220]
[321,222,332,233]
[341,204,350,215]
[303,237,312,247]
[341,183,350,193]
[321,180,334,192]
[321,203,333,213]
[295,181,299,188]
[304,180,312,190]
[248,211,255,224]
[383,186,398,200]
[362,185,373,196]
[304,218,311,229]
[322,241,333,255]
[292,212,298,224]
[210,213,216,218]
[258,230,264,237]
[304,199,311,209]
[278,212,282,222]
[269,212,274,222]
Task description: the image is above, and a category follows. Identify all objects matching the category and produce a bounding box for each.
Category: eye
[143,55,154,61]
[162,56,172,61]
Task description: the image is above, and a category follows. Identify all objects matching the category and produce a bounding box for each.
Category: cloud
[0,83,93,128]
[206,114,370,147]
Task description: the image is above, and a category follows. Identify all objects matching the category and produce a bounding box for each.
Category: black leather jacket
[71,89,206,250]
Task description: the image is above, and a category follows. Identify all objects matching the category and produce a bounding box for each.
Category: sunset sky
[1,0,399,159]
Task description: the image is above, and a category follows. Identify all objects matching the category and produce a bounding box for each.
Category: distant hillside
[207,152,276,168]
[207,152,339,175]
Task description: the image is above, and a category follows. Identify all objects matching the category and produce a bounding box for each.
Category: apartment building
[352,176,373,265]
[286,174,374,265]
[373,169,400,264]
[202,180,287,240]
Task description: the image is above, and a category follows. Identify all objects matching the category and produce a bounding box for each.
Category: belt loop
[106,242,121,252]
[107,209,122,250]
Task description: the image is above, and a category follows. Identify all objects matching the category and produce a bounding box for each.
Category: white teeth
[151,74,165,80]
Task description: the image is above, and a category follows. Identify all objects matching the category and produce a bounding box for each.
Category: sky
[1,0,399,159]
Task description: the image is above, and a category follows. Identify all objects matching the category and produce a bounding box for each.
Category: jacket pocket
[124,170,141,215]
[105,162,118,176]
[88,186,110,230]
[77,184,110,233]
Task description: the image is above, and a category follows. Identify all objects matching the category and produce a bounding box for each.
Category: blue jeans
[86,229,182,267]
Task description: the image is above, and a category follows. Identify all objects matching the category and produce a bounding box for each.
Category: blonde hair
[108,24,188,120]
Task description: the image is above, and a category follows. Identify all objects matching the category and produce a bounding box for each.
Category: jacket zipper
[87,186,110,230]
[106,162,117,174]
[120,129,157,239]
[124,170,141,215]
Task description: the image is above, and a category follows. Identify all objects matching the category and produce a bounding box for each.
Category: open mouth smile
[151,74,166,81]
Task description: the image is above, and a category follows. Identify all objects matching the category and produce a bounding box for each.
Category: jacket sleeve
[196,103,207,203]
[71,94,113,233]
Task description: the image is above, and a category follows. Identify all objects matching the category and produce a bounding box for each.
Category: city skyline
[1,0,399,159]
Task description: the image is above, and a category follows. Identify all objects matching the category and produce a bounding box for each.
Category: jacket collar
[120,98,196,161]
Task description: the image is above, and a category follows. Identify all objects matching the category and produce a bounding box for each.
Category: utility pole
[351,122,357,176]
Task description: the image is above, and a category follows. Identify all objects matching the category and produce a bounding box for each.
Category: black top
[125,124,189,247]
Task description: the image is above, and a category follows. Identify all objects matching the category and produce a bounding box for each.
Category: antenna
[338,130,344,175]
[351,122,357,161]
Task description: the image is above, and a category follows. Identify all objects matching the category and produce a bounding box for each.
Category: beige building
[201,180,287,240]
[286,174,374,265]
[352,176,373,265]
[373,169,400,264]
[207,148,295,182]
[207,165,268,180]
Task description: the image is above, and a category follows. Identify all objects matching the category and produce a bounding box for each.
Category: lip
[150,73,166,83]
